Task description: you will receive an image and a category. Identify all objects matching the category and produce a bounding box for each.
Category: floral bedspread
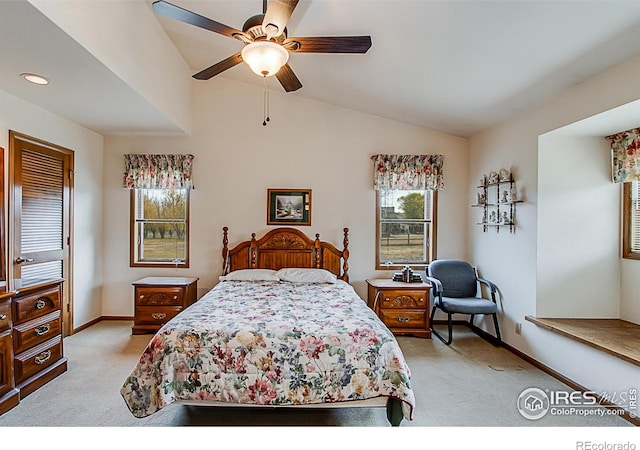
[120,280,415,420]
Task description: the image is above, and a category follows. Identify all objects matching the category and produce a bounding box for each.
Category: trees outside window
[130,188,190,267]
[376,189,436,270]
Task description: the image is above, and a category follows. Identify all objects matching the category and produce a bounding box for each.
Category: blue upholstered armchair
[426,260,501,346]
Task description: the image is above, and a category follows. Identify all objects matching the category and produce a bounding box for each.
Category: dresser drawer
[378,289,428,309]
[13,311,61,355]
[0,301,10,333]
[14,335,62,385]
[13,286,61,324]
[378,309,427,329]
[135,305,182,325]
[136,287,184,306]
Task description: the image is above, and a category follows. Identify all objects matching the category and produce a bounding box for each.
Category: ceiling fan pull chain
[263,75,271,126]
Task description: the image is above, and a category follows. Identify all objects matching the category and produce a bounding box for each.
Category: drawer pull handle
[139,295,145,299]
[152,312,167,320]
[384,297,391,302]
[397,316,410,323]
[34,350,52,365]
[35,299,46,310]
[173,296,178,300]
[0,314,6,321]
[34,324,51,336]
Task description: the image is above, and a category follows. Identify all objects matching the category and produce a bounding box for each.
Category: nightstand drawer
[366,279,431,339]
[379,290,427,309]
[135,306,182,325]
[378,309,427,329]
[13,286,61,324]
[13,311,61,355]
[136,287,184,306]
[131,277,199,335]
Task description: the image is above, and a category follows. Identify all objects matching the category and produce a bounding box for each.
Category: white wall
[469,56,640,411]
[101,77,469,317]
[0,88,104,329]
[537,134,620,318]
[621,260,640,322]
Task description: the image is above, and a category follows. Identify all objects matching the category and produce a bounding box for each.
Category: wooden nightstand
[366,279,431,339]
[131,277,199,335]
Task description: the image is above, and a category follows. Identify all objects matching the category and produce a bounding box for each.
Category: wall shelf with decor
[471,169,523,233]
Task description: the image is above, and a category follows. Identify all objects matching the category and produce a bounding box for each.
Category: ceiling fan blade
[263,0,299,40]
[193,52,243,80]
[152,0,242,39]
[275,64,303,92]
[285,36,372,53]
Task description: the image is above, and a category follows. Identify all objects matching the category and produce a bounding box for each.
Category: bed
[120,227,415,425]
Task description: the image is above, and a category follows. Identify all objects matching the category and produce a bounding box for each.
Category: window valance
[606,128,640,183]
[371,154,444,190]
[123,154,194,189]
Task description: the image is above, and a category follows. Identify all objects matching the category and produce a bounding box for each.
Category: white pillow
[275,268,337,284]
[219,269,280,282]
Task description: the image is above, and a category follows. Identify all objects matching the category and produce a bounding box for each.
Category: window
[623,181,640,259]
[130,188,190,267]
[376,189,437,270]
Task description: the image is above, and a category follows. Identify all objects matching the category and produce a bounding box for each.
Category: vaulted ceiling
[3,0,640,137]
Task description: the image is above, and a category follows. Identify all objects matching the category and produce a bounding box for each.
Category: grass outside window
[375,189,437,270]
[130,188,190,267]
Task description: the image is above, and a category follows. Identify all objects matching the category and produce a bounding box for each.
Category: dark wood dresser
[131,277,199,335]
[0,290,19,415]
[366,279,431,339]
[11,279,67,398]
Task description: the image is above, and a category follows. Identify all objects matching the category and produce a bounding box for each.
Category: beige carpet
[0,320,632,428]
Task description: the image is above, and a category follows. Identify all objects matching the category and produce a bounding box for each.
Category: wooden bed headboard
[222,227,350,282]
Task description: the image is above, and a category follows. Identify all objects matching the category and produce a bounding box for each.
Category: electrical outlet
[515,322,522,335]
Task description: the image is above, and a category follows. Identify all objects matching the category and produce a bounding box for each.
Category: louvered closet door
[10,132,73,336]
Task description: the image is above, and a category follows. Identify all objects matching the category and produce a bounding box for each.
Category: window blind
[630,181,640,253]
[20,149,64,284]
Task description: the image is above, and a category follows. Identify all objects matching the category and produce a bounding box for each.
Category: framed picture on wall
[267,189,311,226]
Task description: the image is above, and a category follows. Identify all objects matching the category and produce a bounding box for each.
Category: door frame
[8,131,74,337]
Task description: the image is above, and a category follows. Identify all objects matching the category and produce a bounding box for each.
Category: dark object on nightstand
[392,266,423,283]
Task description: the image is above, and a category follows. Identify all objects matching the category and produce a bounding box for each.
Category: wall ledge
[525,316,640,367]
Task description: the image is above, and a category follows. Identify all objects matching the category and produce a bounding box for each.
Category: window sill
[376,264,428,271]
[525,316,640,368]
[130,262,189,268]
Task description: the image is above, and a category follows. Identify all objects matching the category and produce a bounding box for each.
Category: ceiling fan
[152,0,372,92]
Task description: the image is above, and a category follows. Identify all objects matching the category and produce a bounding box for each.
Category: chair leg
[467,314,502,346]
[492,313,502,345]
[430,307,453,346]
[429,304,437,331]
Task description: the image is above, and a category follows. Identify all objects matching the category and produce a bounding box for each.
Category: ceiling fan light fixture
[241,41,289,77]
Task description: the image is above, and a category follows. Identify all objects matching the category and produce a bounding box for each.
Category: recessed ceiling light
[20,73,49,85]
